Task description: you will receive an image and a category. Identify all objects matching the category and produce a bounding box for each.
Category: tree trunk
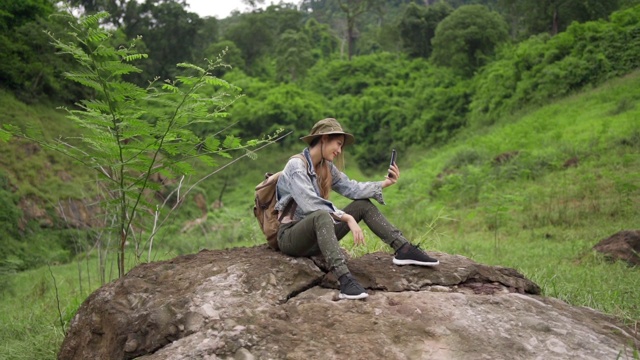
[347,17,355,60]
[552,7,559,35]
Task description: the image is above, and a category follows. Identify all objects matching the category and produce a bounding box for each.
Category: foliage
[399,1,452,58]
[302,18,340,60]
[431,4,509,77]
[228,77,327,147]
[335,0,382,60]
[6,11,270,277]
[470,5,640,124]
[0,170,21,240]
[1,36,640,360]
[380,70,640,325]
[119,0,205,83]
[301,53,472,167]
[223,5,305,75]
[0,3,88,103]
[275,30,315,82]
[203,40,245,78]
[498,0,624,37]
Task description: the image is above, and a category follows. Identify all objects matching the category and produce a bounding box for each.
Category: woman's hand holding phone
[383,149,399,188]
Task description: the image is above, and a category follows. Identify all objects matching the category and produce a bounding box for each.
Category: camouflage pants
[277,199,409,278]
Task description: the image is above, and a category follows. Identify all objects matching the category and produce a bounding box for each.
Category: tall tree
[69,0,208,82]
[303,18,339,60]
[192,17,219,62]
[223,5,304,75]
[399,2,452,58]
[0,0,88,102]
[336,0,374,60]
[497,0,622,37]
[275,30,314,82]
[113,0,204,81]
[431,4,509,77]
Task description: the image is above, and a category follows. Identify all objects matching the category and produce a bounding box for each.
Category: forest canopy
[1,0,639,167]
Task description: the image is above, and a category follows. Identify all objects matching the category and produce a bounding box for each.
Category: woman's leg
[335,199,439,266]
[277,211,350,278]
[334,199,409,251]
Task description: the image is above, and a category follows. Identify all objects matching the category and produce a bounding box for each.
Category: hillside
[1,2,639,358]
[1,69,639,360]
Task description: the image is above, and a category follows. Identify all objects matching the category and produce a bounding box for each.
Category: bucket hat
[300,118,355,146]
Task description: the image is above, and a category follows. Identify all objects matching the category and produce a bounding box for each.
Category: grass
[376,70,640,324]
[0,90,97,202]
[0,262,99,360]
[1,71,640,358]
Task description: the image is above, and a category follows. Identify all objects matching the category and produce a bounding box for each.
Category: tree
[241,0,265,7]
[0,1,89,102]
[336,0,382,60]
[497,0,622,37]
[223,13,275,73]
[191,17,219,62]
[275,30,315,82]
[223,5,305,75]
[204,40,245,77]
[121,0,204,81]
[303,18,340,60]
[68,0,129,26]
[6,11,271,277]
[431,5,509,77]
[399,2,452,58]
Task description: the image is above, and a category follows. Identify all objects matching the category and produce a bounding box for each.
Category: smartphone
[388,149,397,178]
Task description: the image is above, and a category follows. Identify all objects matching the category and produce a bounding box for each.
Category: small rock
[545,338,568,354]
[200,303,219,319]
[429,285,451,293]
[124,337,138,353]
[552,328,568,336]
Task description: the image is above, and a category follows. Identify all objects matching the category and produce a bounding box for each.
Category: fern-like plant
[5,11,276,277]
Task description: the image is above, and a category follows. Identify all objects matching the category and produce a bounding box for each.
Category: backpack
[254,154,307,250]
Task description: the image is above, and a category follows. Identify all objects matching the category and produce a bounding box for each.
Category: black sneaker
[338,274,368,300]
[393,243,440,266]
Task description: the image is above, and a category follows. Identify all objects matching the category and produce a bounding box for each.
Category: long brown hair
[310,134,345,200]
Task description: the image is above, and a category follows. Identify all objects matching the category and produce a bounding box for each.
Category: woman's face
[322,135,344,161]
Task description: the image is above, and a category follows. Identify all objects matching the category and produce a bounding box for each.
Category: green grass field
[1,72,639,359]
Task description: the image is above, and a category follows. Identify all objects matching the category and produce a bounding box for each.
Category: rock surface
[59,246,639,360]
[593,230,640,266]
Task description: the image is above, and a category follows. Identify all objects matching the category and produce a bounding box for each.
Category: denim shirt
[275,148,385,222]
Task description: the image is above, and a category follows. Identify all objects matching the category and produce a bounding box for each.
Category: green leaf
[162,84,179,93]
[204,76,231,89]
[205,136,221,151]
[0,128,11,142]
[222,135,241,149]
[176,63,206,74]
[123,54,148,62]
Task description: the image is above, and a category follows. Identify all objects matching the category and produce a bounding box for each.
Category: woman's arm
[330,163,393,203]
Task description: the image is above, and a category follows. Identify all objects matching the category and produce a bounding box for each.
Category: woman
[275,118,439,300]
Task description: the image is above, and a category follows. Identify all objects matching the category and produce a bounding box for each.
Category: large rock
[593,230,640,266]
[59,246,639,360]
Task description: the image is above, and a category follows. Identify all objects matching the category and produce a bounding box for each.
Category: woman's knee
[351,199,376,212]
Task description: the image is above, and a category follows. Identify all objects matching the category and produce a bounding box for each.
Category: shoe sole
[393,258,440,266]
[339,292,369,300]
